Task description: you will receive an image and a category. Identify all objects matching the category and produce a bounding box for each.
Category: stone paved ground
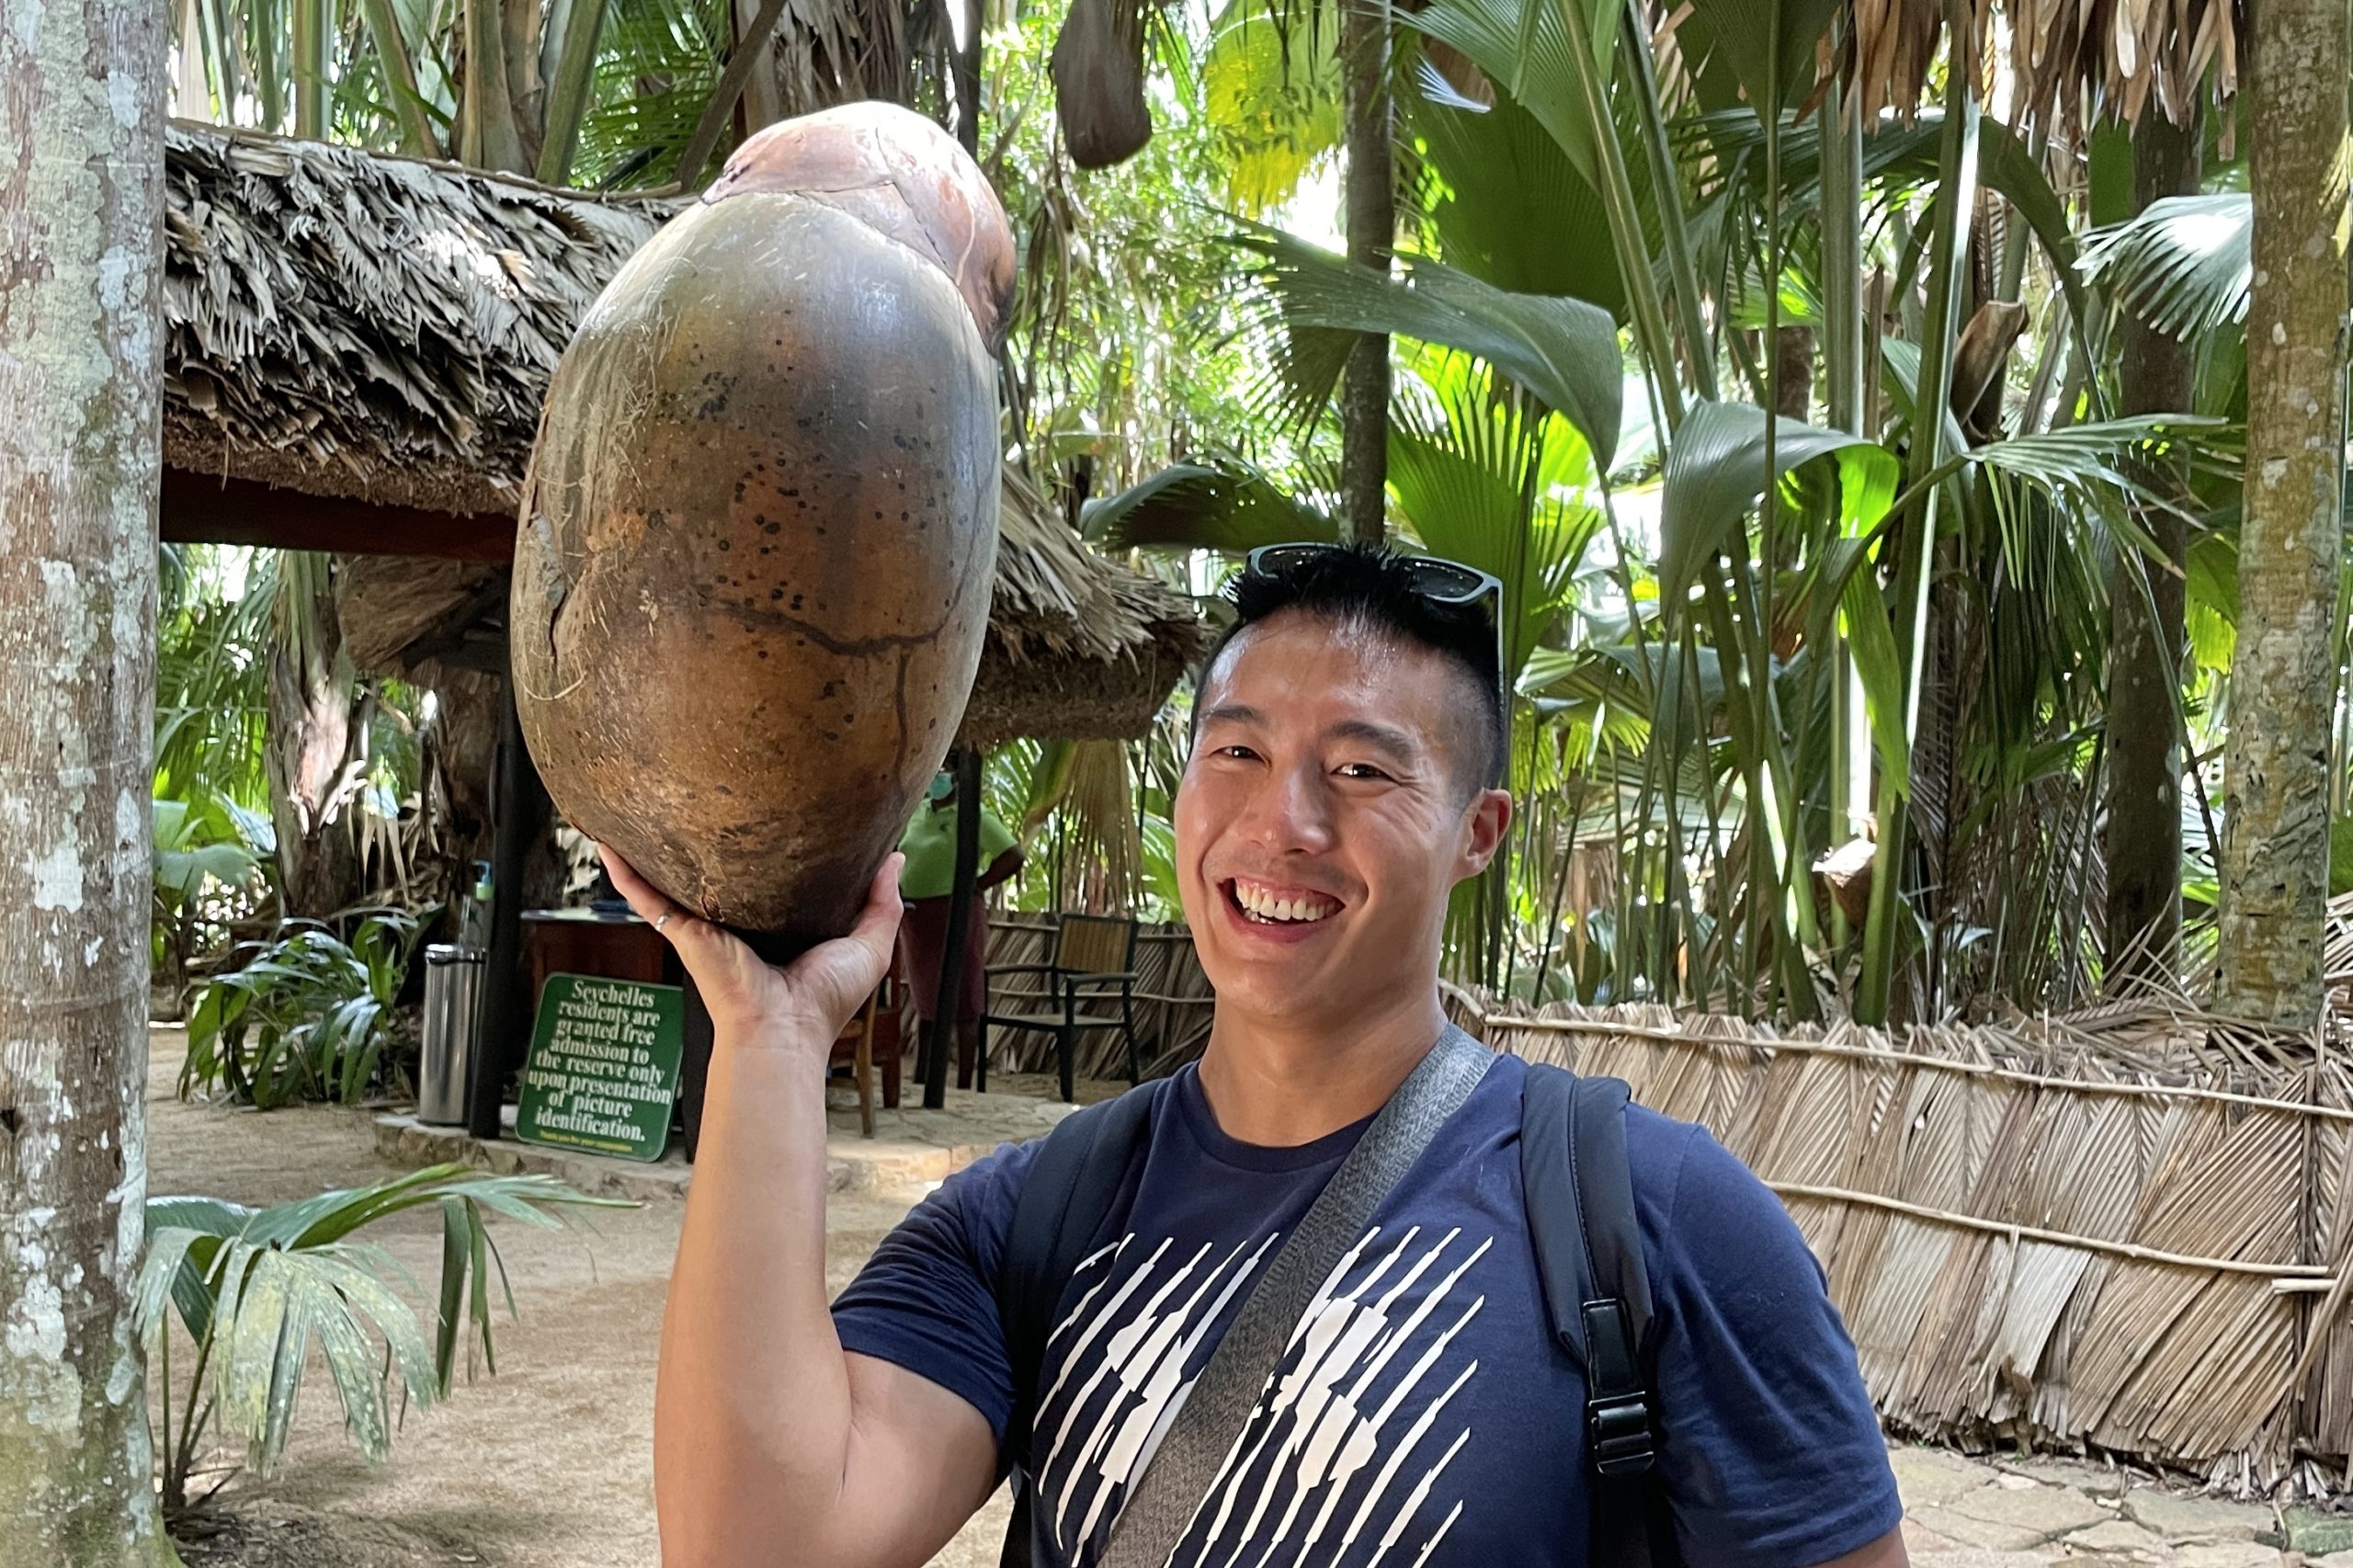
[1891,1444,2353,1565]
[147,1028,2352,1566]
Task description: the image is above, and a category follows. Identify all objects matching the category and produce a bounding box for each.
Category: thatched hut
[160,119,1202,739]
[161,119,1202,1132]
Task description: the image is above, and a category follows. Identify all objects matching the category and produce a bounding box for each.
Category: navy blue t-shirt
[833,1052,1900,1567]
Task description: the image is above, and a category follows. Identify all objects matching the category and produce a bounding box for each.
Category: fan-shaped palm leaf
[1081,457,1336,551]
[1234,225,1625,466]
[137,1165,623,1496]
[1404,63,1623,318]
[1657,401,1899,609]
[1399,0,1615,191]
[2077,193,2253,342]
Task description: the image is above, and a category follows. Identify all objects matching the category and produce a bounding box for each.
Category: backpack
[994,1062,1682,1568]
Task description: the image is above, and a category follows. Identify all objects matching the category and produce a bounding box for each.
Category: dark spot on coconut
[764,521,779,535]
[791,595,804,609]
[0,1107,16,1136]
[719,540,731,551]
[757,650,769,659]
[901,510,909,521]
[770,589,784,600]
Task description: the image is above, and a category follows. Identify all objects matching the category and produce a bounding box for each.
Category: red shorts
[897,892,986,1022]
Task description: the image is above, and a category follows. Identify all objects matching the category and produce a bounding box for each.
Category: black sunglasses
[1244,541,1506,686]
[1245,542,1503,617]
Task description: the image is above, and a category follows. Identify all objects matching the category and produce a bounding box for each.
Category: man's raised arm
[603,849,1001,1568]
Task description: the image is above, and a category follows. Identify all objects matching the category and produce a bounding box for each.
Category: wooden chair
[980,914,1142,1102]
[825,980,901,1136]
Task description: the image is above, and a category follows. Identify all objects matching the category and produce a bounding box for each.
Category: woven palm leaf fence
[1460,1001,2353,1494]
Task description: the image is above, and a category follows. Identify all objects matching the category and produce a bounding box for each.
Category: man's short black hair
[1193,543,1506,796]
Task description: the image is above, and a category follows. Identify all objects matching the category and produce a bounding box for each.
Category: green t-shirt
[897,802,1016,901]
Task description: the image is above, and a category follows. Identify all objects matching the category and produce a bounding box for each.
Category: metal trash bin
[419,944,487,1126]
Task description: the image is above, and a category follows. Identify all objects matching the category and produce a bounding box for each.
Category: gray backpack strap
[1100,1027,1493,1568]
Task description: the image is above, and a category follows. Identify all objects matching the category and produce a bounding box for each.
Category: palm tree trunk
[2217,0,2349,1028]
[1339,0,1392,546]
[458,0,531,172]
[2102,108,2200,984]
[0,0,173,1553]
[732,0,785,142]
[267,556,363,919]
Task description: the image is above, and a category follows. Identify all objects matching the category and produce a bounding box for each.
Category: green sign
[516,974,684,1163]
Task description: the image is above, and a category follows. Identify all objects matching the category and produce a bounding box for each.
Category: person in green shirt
[896,771,1022,1088]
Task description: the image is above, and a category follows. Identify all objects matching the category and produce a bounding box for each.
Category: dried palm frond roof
[165,120,659,519]
[164,119,1200,739]
[1841,0,2236,134]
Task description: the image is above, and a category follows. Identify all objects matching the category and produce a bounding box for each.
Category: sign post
[516,973,685,1163]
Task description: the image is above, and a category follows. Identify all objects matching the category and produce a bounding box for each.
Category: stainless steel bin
[419,943,487,1126]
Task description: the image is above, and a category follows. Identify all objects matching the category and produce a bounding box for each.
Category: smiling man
[617,544,1907,1568]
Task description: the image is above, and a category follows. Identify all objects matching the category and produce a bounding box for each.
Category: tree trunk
[732,0,784,145]
[1771,326,1814,422]
[0,0,172,1552]
[2218,0,2349,1028]
[1338,0,1392,547]
[267,556,363,920]
[2103,108,2201,984]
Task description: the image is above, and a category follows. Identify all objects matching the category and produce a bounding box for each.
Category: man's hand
[600,846,904,1051]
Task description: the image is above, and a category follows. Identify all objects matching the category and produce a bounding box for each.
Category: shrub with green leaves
[182,908,432,1108]
[152,789,275,990]
[137,1163,626,1512]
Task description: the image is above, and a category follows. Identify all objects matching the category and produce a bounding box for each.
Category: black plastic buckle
[1588,1392,1656,1476]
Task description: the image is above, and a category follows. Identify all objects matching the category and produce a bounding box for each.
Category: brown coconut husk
[1052,0,1151,168]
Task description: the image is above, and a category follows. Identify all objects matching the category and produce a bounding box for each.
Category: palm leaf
[1082,459,1336,551]
[1397,0,1615,190]
[1234,225,1626,467]
[2077,193,2254,342]
[1404,63,1624,319]
[1657,400,1900,608]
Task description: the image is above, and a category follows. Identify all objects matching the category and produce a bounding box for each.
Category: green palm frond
[1404,70,1623,318]
[1388,349,1604,679]
[1081,456,1336,551]
[1655,400,1899,610]
[2077,193,2253,342]
[1233,224,1625,466]
[1397,0,1614,190]
[138,1165,624,1494]
[1199,0,1340,215]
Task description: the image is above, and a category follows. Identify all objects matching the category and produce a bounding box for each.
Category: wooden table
[522,906,675,1006]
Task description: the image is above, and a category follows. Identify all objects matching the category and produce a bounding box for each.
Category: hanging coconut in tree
[511,100,1015,948]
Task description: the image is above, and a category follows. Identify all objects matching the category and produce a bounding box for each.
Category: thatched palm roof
[164,120,1200,744]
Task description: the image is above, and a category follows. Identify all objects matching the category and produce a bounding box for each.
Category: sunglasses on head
[1245,542,1503,616]
[1244,541,1506,688]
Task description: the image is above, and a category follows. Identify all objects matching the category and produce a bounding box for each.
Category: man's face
[1175,610,1512,1029]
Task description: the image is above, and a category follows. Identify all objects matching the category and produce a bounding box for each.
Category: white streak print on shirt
[1054,1233,1279,1551]
[1031,1224,1493,1568]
